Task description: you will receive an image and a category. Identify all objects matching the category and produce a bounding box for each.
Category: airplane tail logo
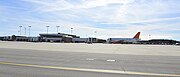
[133,32,140,39]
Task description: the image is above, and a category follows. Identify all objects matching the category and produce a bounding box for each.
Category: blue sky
[0,0,180,40]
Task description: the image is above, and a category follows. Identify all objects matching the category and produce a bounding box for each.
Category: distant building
[0,35,28,41]
[2,36,12,41]
[138,39,179,45]
[96,38,107,43]
[0,36,4,41]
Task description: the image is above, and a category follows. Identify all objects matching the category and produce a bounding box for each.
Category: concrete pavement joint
[0,61,180,77]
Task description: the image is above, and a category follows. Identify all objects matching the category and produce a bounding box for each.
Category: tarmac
[0,41,180,77]
[0,41,180,56]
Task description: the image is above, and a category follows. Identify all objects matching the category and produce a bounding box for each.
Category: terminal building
[0,33,106,43]
[39,33,106,43]
[0,36,4,40]
[39,33,80,43]
[0,35,28,41]
[0,35,38,42]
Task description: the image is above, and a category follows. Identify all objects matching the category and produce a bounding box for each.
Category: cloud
[1,0,180,40]
[22,0,134,11]
[78,0,134,8]
[20,0,73,13]
[87,0,176,23]
[102,16,180,24]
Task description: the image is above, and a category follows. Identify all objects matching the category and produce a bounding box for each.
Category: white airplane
[107,32,141,44]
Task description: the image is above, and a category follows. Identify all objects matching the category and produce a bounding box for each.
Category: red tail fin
[133,32,140,39]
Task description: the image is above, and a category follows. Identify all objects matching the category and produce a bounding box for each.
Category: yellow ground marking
[0,61,180,76]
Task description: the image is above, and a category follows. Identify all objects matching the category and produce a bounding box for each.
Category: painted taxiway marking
[0,61,180,77]
[106,59,116,62]
[86,58,95,61]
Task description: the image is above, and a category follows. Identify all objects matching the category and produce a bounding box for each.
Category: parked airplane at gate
[107,32,141,44]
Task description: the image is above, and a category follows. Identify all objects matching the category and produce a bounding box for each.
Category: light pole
[71,28,73,35]
[56,26,60,33]
[24,27,26,35]
[94,31,97,43]
[46,26,49,34]
[149,34,151,40]
[95,31,97,38]
[18,31,20,35]
[19,26,22,35]
[28,26,31,36]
